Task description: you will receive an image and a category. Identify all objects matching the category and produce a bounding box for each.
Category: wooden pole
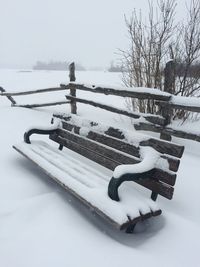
[160,60,175,141]
[69,62,77,114]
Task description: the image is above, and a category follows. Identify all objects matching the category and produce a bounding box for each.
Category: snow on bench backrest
[51,114,184,200]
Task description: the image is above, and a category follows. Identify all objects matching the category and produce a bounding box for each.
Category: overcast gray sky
[0,0,190,69]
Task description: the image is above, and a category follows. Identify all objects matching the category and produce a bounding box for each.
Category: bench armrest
[108,147,159,201]
[24,125,59,144]
[108,169,155,201]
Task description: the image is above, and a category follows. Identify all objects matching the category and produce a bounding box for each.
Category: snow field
[0,70,200,267]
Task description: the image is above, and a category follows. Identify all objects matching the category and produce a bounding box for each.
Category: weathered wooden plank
[61,120,180,172]
[57,114,184,158]
[65,95,165,125]
[134,121,173,142]
[50,133,123,170]
[13,101,70,109]
[156,101,200,113]
[50,134,174,199]
[138,178,174,200]
[55,129,177,186]
[134,122,163,133]
[105,127,184,158]
[57,128,141,166]
[0,87,16,104]
[136,121,200,142]
[0,87,67,96]
[61,83,171,101]
[153,169,176,186]
[89,124,184,159]
[161,155,180,172]
[56,114,164,139]
[164,127,200,142]
[130,120,200,143]
[62,121,140,157]
[140,138,184,159]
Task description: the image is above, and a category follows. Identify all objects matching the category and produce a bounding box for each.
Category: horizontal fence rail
[63,83,200,142]
[0,87,67,97]
[13,100,70,109]
[61,83,171,101]
[65,95,165,126]
[0,61,200,143]
[135,122,200,142]
[156,100,200,113]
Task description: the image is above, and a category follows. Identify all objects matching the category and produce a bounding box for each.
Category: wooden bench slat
[140,139,184,159]
[58,115,184,158]
[57,128,140,165]
[56,128,176,186]
[61,120,180,172]
[104,127,184,158]
[62,121,140,157]
[50,134,121,170]
[50,134,174,199]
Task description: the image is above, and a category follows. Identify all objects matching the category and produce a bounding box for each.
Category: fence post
[69,62,77,114]
[160,60,175,141]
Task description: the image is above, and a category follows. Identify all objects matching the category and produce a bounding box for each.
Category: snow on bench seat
[13,141,161,230]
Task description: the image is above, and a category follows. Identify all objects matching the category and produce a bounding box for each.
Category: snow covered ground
[0,69,200,267]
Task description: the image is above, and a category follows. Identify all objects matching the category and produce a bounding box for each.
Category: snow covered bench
[13,114,184,233]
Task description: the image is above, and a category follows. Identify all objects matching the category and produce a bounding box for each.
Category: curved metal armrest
[108,169,155,201]
[24,128,58,144]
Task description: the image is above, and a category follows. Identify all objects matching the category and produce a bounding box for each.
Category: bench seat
[13,140,161,230]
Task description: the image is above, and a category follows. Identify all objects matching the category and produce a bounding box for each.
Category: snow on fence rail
[13,100,70,109]
[60,81,200,142]
[0,61,200,142]
[61,82,171,101]
[0,86,66,97]
[156,96,200,113]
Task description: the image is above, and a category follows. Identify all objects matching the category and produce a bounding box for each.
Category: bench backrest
[51,114,184,200]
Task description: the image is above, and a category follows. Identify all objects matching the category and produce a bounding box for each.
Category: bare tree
[171,0,200,120]
[121,0,177,114]
[121,0,200,123]
[175,0,200,96]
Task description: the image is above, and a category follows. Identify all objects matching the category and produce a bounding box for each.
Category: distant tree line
[108,61,123,72]
[33,61,85,71]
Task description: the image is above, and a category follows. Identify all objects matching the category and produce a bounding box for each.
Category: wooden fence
[0,62,200,142]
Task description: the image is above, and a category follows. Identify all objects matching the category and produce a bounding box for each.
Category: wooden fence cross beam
[0,87,16,105]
